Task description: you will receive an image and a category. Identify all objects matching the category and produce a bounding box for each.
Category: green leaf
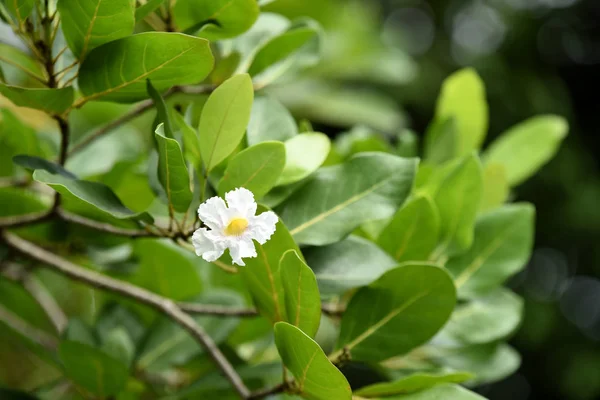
[173,0,259,39]
[0,43,46,81]
[424,117,457,165]
[248,19,320,77]
[447,203,535,298]
[3,0,35,24]
[280,250,321,338]
[78,32,214,103]
[277,133,330,186]
[137,291,241,372]
[241,208,301,323]
[433,154,483,257]
[173,110,201,169]
[304,235,396,298]
[33,169,152,222]
[147,79,174,138]
[336,264,456,362]
[334,125,393,160]
[0,109,41,176]
[0,84,74,114]
[354,372,474,397]
[218,141,286,198]
[247,96,297,145]
[154,124,192,213]
[0,187,47,218]
[57,0,135,60]
[13,155,77,178]
[134,0,165,22]
[274,322,352,400]
[278,153,417,246]
[198,74,254,171]
[377,196,440,262]
[131,239,202,300]
[59,340,129,397]
[483,115,568,186]
[480,163,509,212]
[442,288,523,344]
[100,328,135,367]
[383,384,485,400]
[434,68,488,156]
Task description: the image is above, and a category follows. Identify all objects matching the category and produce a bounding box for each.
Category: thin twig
[178,303,258,316]
[57,209,156,238]
[2,231,251,399]
[0,303,58,351]
[0,210,53,229]
[247,382,288,400]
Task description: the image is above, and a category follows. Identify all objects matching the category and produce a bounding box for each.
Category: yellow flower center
[224,217,249,236]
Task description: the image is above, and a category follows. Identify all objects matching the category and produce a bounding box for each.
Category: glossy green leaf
[13,155,77,178]
[241,209,301,323]
[442,288,523,344]
[218,141,286,198]
[0,84,74,114]
[336,264,456,362]
[33,169,152,222]
[433,154,483,257]
[0,43,45,81]
[59,340,128,397]
[155,124,192,213]
[280,250,321,338]
[334,125,393,160]
[134,0,165,22]
[173,0,259,39]
[278,153,417,246]
[377,196,440,262]
[274,322,352,400]
[355,371,474,397]
[147,79,174,138]
[78,32,214,103]
[447,203,535,298]
[3,0,35,24]
[277,133,330,186]
[434,68,488,155]
[304,235,396,298]
[137,291,241,372]
[480,163,509,212]
[248,19,319,77]
[57,0,135,60]
[484,115,568,186]
[384,384,485,400]
[198,74,254,171]
[424,117,457,165]
[247,96,297,145]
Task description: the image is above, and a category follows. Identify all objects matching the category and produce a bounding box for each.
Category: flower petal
[225,187,257,219]
[198,196,230,230]
[192,228,226,262]
[229,236,257,266]
[249,211,278,244]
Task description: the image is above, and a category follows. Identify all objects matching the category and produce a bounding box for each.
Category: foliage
[0,1,568,400]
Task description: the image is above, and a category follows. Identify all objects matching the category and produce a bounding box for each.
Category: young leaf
[173,0,259,39]
[304,235,396,298]
[280,250,321,338]
[218,141,286,198]
[33,170,153,222]
[277,133,330,186]
[57,0,135,60]
[336,264,456,362]
[274,322,352,400]
[442,288,523,344]
[154,124,192,213]
[447,203,535,299]
[354,371,474,397]
[0,84,74,114]
[78,32,214,103]
[434,68,488,156]
[0,43,46,81]
[433,153,483,257]
[247,96,297,145]
[147,80,174,138]
[59,341,129,397]
[241,208,300,323]
[384,384,486,400]
[377,196,440,262]
[278,153,417,246]
[198,74,254,171]
[484,115,568,186]
[480,163,509,212]
[424,117,457,164]
[172,110,201,169]
[3,0,35,25]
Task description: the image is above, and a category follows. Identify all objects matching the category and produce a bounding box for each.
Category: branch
[2,231,251,399]
[247,382,287,400]
[57,209,156,238]
[0,210,52,229]
[178,303,258,317]
[0,303,58,351]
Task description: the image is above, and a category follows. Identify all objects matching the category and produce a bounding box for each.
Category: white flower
[192,187,278,266]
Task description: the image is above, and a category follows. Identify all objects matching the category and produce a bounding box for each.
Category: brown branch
[2,231,251,399]
[247,382,288,400]
[178,303,259,317]
[0,210,53,229]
